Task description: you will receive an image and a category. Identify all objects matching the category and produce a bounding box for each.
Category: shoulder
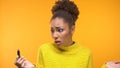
[38,42,53,51]
[77,42,92,56]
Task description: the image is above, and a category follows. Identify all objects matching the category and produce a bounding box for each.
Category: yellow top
[101,63,107,68]
[36,42,93,68]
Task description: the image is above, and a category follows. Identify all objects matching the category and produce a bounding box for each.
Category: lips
[55,41,61,45]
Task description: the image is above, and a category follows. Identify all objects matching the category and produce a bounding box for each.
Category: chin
[55,43,62,46]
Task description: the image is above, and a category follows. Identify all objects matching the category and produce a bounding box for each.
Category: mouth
[55,41,61,46]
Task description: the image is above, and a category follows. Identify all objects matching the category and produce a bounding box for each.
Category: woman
[15,0,93,68]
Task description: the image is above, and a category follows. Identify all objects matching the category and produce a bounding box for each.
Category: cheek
[60,31,71,40]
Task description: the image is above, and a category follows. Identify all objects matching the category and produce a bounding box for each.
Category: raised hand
[15,56,35,68]
[106,60,120,68]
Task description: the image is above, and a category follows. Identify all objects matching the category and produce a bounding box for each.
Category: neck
[66,38,74,46]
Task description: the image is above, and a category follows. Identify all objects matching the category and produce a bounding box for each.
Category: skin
[14,17,120,68]
[106,60,120,68]
[14,17,75,68]
[50,17,75,46]
[15,56,34,68]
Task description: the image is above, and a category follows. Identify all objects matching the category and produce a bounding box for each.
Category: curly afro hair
[51,0,79,26]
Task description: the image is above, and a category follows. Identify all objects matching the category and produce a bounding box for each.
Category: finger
[15,61,21,67]
[15,56,25,67]
[17,56,24,62]
[16,56,19,60]
[19,58,26,64]
[115,60,120,64]
[106,62,114,67]
[15,56,20,63]
[14,57,21,66]
[21,60,26,68]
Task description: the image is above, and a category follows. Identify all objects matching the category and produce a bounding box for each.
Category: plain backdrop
[0,0,120,68]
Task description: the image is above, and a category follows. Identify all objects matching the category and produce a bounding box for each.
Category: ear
[71,25,75,34]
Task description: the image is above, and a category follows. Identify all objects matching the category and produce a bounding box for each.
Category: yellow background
[0,0,120,68]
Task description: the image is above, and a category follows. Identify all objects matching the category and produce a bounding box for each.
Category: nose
[52,31,58,40]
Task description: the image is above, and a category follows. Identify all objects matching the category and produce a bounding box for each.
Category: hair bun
[52,0,79,22]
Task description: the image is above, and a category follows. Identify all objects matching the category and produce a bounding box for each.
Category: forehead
[50,17,68,28]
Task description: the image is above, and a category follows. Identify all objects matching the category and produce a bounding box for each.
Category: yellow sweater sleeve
[88,54,93,68]
[101,63,107,68]
[36,47,44,68]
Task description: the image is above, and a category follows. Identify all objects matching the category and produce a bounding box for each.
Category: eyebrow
[56,27,63,29]
[51,26,63,29]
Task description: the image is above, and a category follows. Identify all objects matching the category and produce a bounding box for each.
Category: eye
[51,29,54,33]
[58,29,64,32]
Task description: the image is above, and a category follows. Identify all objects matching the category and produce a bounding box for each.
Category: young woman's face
[50,17,75,46]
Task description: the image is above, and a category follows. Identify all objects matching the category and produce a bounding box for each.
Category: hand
[106,60,120,68]
[15,56,35,68]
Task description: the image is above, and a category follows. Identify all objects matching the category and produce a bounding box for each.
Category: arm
[36,47,44,68]
[106,60,120,68]
[87,53,93,68]
[101,60,120,68]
